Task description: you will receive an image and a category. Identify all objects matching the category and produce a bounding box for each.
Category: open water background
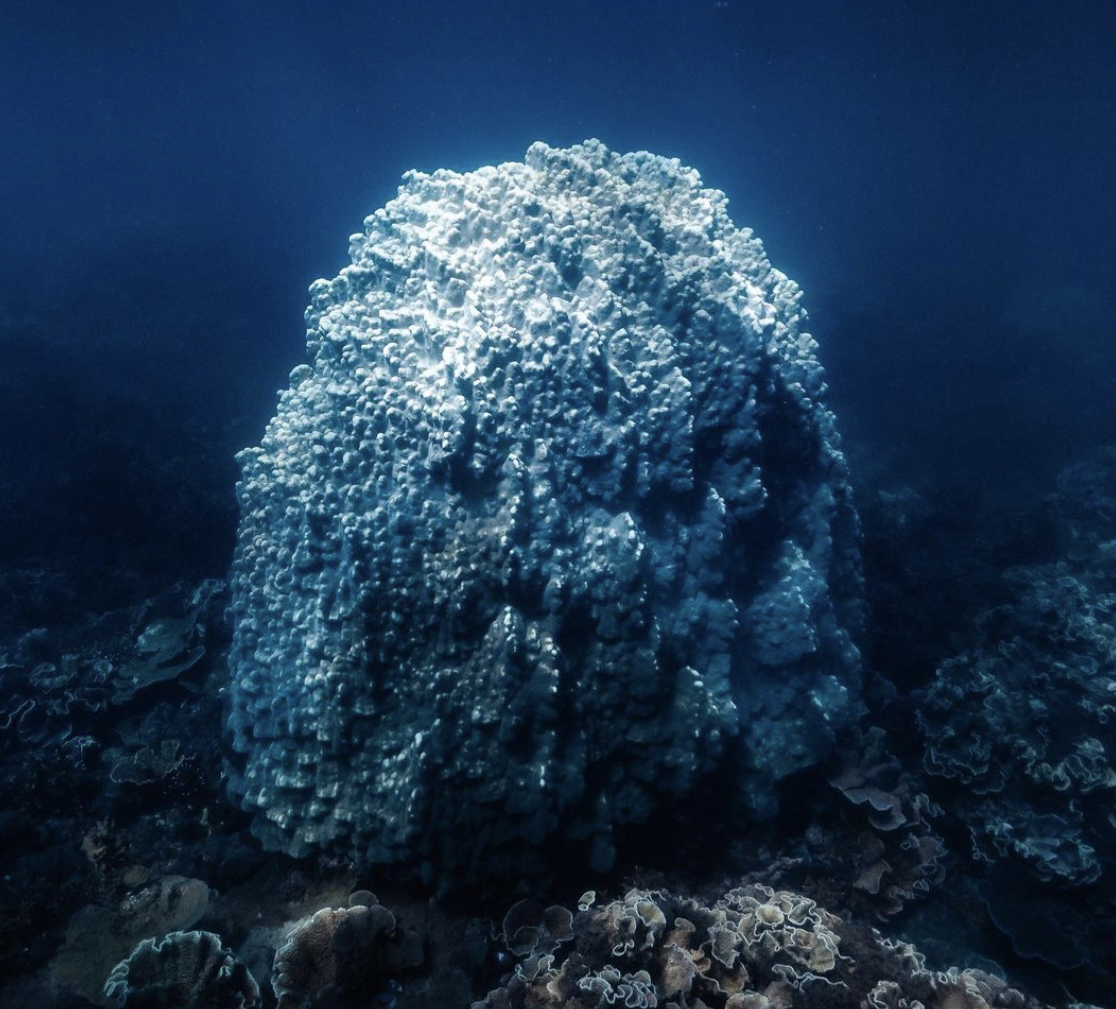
[3,0,1115,605]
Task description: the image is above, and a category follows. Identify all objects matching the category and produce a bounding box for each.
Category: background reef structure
[226,140,865,887]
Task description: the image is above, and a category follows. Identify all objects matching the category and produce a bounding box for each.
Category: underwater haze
[3,0,1114,604]
[2,1,1116,1007]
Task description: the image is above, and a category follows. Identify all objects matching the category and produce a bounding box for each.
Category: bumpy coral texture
[226,140,864,883]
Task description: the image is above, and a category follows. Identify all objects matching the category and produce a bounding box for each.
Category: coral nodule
[225,140,864,887]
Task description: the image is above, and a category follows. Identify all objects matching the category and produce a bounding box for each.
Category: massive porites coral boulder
[226,139,864,886]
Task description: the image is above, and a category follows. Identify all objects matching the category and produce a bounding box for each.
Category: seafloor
[1,436,1113,1008]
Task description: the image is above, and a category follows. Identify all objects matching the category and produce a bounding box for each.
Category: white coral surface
[226,140,863,885]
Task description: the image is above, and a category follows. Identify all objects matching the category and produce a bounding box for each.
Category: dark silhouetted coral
[109,740,184,786]
[915,450,1116,979]
[271,898,424,1008]
[50,876,213,1004]
[821,726,947,917]
[503,899,576,957]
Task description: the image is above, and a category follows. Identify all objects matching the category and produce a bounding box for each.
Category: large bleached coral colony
[226,139,864,885]
[1,142,1112,1008]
